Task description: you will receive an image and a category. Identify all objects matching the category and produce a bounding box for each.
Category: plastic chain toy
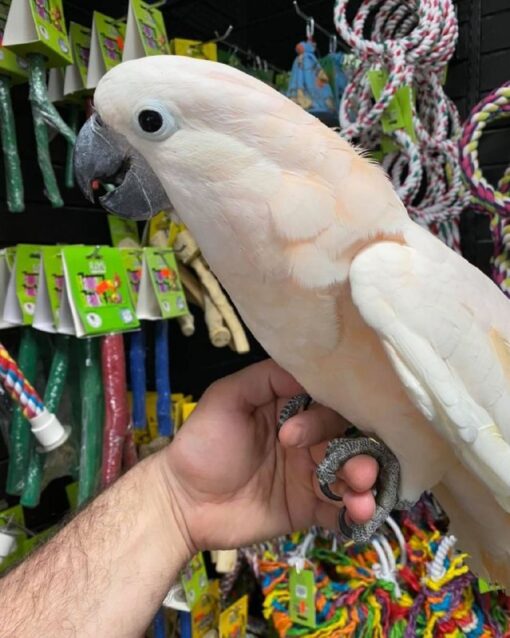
[334,0,469,252]
[0,341,70,453]
[459,82,510,295]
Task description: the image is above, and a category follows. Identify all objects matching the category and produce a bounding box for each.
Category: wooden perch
[174,230,250,354]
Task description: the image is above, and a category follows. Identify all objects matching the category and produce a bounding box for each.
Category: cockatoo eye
[133,102,177,141]
[138,110,163,132]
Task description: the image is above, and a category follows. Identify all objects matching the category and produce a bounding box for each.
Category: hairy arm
[0,360,378,637]
[0,453,192,638]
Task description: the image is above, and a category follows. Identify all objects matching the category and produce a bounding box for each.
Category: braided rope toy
[0,342,69,452]
[334,0,469,252]
[459,83,510,296]
[247,507,510,637]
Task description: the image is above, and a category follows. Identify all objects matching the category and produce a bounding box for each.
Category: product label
[368,69,416,141]
[94,12,125,71]
[3,244,41,326]
[181,552,209,610]
[108,216,140,248]
[219,595,248,638]
[137,248,188,320]
[170,37,217,61]
[29,0,71,64]
[0,0,28,81]
[61,245,139,337]
[289,567,317,629]
[119,248,144,306]
[66,21,91,93]
[478,578,502,594]
[191,579,220,637]
[125,0,169,58]
[44,245,64,326]
[0,250,13,328]
[2,0,72,67]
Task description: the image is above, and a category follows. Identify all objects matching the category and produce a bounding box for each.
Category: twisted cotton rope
[460,83,510,296]
[252,515,510,637]
[0,343,44,420]
[334,0,468,251]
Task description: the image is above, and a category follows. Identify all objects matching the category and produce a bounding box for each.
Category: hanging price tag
[108,216,140,248]
[219,595,248,638]
[136,248,188,320]
[87,12,126,89]
[33,246,73,334]
[170,37,217,61]
[0,0,28,82]
[0,250,13,329]
[61,245,139,337]
[191,579,220,638]
[119,248,144,308]
[3,244,42,326]
[367,69,416,141]
[289,567,317,629]
[123,0,169,60]
[3,0,72,68]
[181,552,209,610]
[63,22,92,97]
[478,578,502,594]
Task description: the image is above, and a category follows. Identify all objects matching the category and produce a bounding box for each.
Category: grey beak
[73,114,171,220]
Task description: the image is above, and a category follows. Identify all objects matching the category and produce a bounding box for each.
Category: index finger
[213,359,304,410]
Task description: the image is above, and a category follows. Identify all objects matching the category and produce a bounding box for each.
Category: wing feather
[349,238,510,511]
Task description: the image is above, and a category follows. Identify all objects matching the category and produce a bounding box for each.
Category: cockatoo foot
[317,436,401,544]
[277,393,312,437]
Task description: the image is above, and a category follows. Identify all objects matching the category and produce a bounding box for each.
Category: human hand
[161,360,378,552]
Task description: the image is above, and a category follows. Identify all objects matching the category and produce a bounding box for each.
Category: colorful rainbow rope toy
[459,82,510,296]
[0,342,69,452]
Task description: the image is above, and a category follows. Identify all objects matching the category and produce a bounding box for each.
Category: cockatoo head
[74,55,305,225]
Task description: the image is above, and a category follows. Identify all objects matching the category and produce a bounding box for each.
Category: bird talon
[319,480,343,502]
[317,435,401,543]
[277,393,312,437]
[339,508,353,539]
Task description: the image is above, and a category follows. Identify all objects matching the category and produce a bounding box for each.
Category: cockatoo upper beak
[73,113,171,220]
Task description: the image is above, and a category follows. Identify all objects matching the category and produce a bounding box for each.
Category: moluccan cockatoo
[74,55,510,589]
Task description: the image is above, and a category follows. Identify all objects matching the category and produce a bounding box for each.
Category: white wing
[349,225,510,512]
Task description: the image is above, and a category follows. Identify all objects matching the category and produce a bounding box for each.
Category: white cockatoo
[74,55,510,588]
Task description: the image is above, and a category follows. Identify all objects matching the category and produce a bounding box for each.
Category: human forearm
[0,453,192,638]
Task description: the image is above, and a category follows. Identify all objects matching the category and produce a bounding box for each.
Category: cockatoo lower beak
[73,113,171,220]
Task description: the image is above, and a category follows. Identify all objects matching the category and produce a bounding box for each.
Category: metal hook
[0,514,35,537]
[329,34,338,54]
[87,245,103,260]
[189,25,234,55]
[146,0,169,7]
[293,0,339,41]
[211,25,234,45]
[306,17,315,40]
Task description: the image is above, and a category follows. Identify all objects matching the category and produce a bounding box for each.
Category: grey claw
[316,436,401,544]
[319,481,343,502]
[338,508,352,538]
[277,393,312,437]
